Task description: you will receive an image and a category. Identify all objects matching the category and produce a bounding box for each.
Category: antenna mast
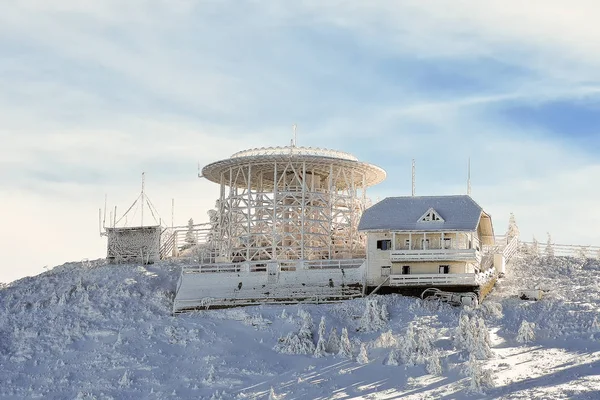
[467,158,472,196]
[141,172,145,226]
[292,124,297,147]
[411,159,416,197]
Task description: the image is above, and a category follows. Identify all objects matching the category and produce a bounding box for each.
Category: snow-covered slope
[1,253,599,399]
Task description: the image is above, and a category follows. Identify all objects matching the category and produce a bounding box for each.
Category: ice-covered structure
[173,144,386,312]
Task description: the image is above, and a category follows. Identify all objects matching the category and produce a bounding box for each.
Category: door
[422,239,430,250]
[439,265,449,274]
[402,265,410,275]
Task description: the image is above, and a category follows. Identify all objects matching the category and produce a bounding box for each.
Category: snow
[1,252,600,399]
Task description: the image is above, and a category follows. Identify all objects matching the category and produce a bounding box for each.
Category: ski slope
[1,251,599,399]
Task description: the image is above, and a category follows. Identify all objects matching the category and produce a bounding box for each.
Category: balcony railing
[389,249,480,262]
[389,273,477,287]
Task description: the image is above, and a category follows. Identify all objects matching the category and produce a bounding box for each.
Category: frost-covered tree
[506,213,520,240]
[118,370,132,388]
[399,323,434,366]
[531,236,539,257]
[274,310,316,355]
[454,314,493,360]
[338,327,353,358]
[313,317,328,358]
[465,355,494,393]
[318,316,326,339]
[184,218,197,248]
[426,351,442,375]
[385,348,400,366]
[516,320,535,343]
[544,233,554,258]
[356,343,369,364]
[326,327,340,354]
[591,316,600,333]
[358,297,389,332]
[205,364,216,384]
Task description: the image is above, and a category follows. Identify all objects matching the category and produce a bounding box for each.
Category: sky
[2,1,600,283]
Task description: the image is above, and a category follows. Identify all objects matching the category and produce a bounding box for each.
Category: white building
[358,195,497,294]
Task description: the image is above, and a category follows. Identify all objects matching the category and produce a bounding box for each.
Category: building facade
[358,195,496,292]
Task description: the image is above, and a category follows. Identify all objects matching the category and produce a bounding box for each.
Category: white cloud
[2,1,600,282]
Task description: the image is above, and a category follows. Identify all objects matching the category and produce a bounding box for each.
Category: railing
[503,236,519,262]
[389,273,477,286]
[230,146,359,162]
[390,249,480,262]
[181,258,365,274]
[520,241,600,259]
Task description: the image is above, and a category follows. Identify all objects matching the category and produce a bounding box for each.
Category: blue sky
[2,1,600,282]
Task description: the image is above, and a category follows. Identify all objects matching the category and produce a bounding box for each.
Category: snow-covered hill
[1,253,599,399]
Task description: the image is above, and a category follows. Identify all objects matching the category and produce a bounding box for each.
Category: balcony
[389,248,480,262]
[389,273,477,287]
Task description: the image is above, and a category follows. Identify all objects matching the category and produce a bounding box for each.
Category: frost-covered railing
[503,236,519,262]
[390,249,480,262]
[230,146,359,161]
[520,241,600,259]
[389,273,477,286]
[181,258,365,274]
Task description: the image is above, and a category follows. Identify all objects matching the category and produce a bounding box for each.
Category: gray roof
[358,195,485,232]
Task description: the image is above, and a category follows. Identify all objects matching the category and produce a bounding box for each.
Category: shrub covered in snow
[373,330,397,349]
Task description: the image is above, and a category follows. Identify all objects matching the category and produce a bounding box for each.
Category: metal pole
[467,158,472,196]
[141,172,145,226]
[412,159,415,197]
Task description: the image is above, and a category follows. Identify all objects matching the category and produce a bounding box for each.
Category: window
[443,237,452,249]
[381,266,391,276]
[439,265,449,274]
[402,265,411,275]
[418,208,445,222]
[421,239,430,250]
[376,239,392,250]
[404,239,411,249]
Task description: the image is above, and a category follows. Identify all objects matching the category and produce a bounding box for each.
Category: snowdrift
[1,253,599,399]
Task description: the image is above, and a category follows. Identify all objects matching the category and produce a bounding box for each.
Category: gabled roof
[358,195,486,232]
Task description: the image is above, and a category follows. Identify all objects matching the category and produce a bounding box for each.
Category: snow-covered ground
[1,251,599,399]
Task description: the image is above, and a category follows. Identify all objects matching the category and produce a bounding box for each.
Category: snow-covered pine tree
[318,316,326,339]
[338,327,353,358]
[516,320,535,343]
[358,297,388,332]
[426,351,442,375]
[531,236,539,256]
[326,327,340,354]
[591,316,600,333]
[545,233,554,258]
[465,355,494,393]
[313,316,328,357]
[455,314,493,359]
[385,348,400,366]
[356,343,369,364]
[506,212,520,240]
[184,218,197,248]
[471,317,493,359]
